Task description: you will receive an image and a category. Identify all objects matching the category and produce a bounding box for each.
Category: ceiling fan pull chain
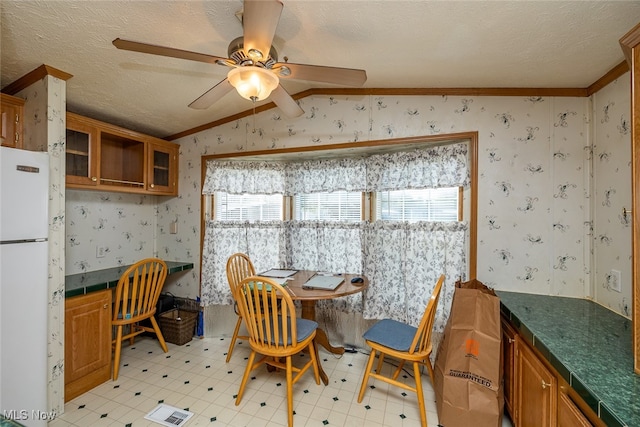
[252,97,257,133]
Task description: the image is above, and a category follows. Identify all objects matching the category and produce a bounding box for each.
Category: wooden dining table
[274,270,369,385]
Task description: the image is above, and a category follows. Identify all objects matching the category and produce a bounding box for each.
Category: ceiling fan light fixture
[227,66,279,101]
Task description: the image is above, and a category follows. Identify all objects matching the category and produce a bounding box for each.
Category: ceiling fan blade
[188,79,234,110]
[275,62,367,87]
[242,0,283,62]
[113,38,227,65]
[270,85,304,118]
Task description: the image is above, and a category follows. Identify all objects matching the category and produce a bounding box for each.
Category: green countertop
[498,291,638,427]
[65,261,194,298]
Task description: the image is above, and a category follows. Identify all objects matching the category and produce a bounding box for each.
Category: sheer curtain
[201,143,468,326]
[200,220,286,305]
[362,221,466,332]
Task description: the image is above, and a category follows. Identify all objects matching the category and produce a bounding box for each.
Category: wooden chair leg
[129,324,136,346]
[149,316,168,353]
[425,357,435,386]
[307,341,321,385]
[113,325,123,380]
[413,361,428,427]
[375,352,386,374]
[235,350,257,406]
[286,355,294,427]
[392,359,405,380]
[358,349,377,403]
[226,316,243,363]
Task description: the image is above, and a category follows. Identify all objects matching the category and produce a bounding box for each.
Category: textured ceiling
[2,1,639,139]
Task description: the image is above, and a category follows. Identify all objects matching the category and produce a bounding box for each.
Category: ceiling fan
[113,0,367,118]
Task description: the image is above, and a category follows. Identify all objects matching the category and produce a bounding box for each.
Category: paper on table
[259,269,298,278]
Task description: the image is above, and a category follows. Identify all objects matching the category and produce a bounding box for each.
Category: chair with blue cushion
[234,276,320,427]
[357,274,445,427]
[225,252,256,362]
[111,258,169,380]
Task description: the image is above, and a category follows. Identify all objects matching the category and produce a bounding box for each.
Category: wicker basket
[158,308,198,345]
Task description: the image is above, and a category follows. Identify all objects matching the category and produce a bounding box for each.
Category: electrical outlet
[96,245,107,258]
[610,269,621,293]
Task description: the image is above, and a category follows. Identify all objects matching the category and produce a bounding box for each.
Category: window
[376,187,459,221]
[214,192,283,221]
[294,191,362,221]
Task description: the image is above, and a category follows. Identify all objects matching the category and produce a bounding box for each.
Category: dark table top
[65,261,194,298]
[498,291,637,427]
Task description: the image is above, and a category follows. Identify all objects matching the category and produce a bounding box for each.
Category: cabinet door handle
[91,177,98,182]
[103,304,108,309]
[541,380,552,389]
[508,337,515,344]
[14,132,19,144]
[150,183,155,188]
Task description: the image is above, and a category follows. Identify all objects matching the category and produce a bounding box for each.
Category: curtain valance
[202,142,468,195]
[364,143,469,192]
[202,160,286,195]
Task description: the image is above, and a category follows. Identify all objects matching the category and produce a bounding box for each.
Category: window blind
[214,193,283,221]
[376,187,459,222]
[294,191,362,222]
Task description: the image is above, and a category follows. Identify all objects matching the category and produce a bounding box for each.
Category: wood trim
[586,61,629,96]
[199,131,479,281]
[620,22,640,66]
[468,132,478,280]
[202,132,473,161]
[1,64,73,95]
[620,21,640,375]
[632,46,640,375]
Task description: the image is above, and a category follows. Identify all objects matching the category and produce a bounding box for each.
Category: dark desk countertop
[65,261,194,298]
[498,291,637,427]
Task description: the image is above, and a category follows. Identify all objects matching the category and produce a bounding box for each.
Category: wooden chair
[225,252,256,362]
[357,274,445,427]
[111,258,169,380]
[234,276,320,427]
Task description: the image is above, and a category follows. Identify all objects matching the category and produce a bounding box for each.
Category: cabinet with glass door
[65,112,179,196]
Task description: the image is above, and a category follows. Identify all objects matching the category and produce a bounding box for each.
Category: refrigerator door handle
[0,238,48,245]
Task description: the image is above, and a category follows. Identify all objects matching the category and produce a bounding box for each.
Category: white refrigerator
[0,146,49,426]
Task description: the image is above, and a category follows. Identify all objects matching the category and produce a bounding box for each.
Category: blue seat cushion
[362,319,417,351]
[261,317,318,345]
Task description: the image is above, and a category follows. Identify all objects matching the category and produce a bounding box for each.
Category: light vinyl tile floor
[50,335,514,427]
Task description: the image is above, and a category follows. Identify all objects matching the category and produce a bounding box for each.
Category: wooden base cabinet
[1,93,24,149]
[501,317,518,422]
[65,290,112,402]
[516,340,557,427]
[558,390,593,427]
[502,316,602,427]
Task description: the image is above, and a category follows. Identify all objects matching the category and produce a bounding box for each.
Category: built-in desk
[65,261,194,298]
[63,261,193,401]
[498,291,638,427]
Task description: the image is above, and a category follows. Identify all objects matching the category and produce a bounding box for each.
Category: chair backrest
[234,276,299,350]
[409,274,445,355]
[226,253,256,295]
[112,258,168,324]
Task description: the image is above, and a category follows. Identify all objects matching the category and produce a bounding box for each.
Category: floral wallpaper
[65,191,157,274]
[592,78,632,317]
[17,74,67,416]
[64,74,632,344]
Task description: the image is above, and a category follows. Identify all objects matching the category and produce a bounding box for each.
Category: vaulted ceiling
[2,1,639,139]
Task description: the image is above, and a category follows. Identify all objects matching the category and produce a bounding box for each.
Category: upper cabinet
[66,112,178,196]
[1,93,25,149]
